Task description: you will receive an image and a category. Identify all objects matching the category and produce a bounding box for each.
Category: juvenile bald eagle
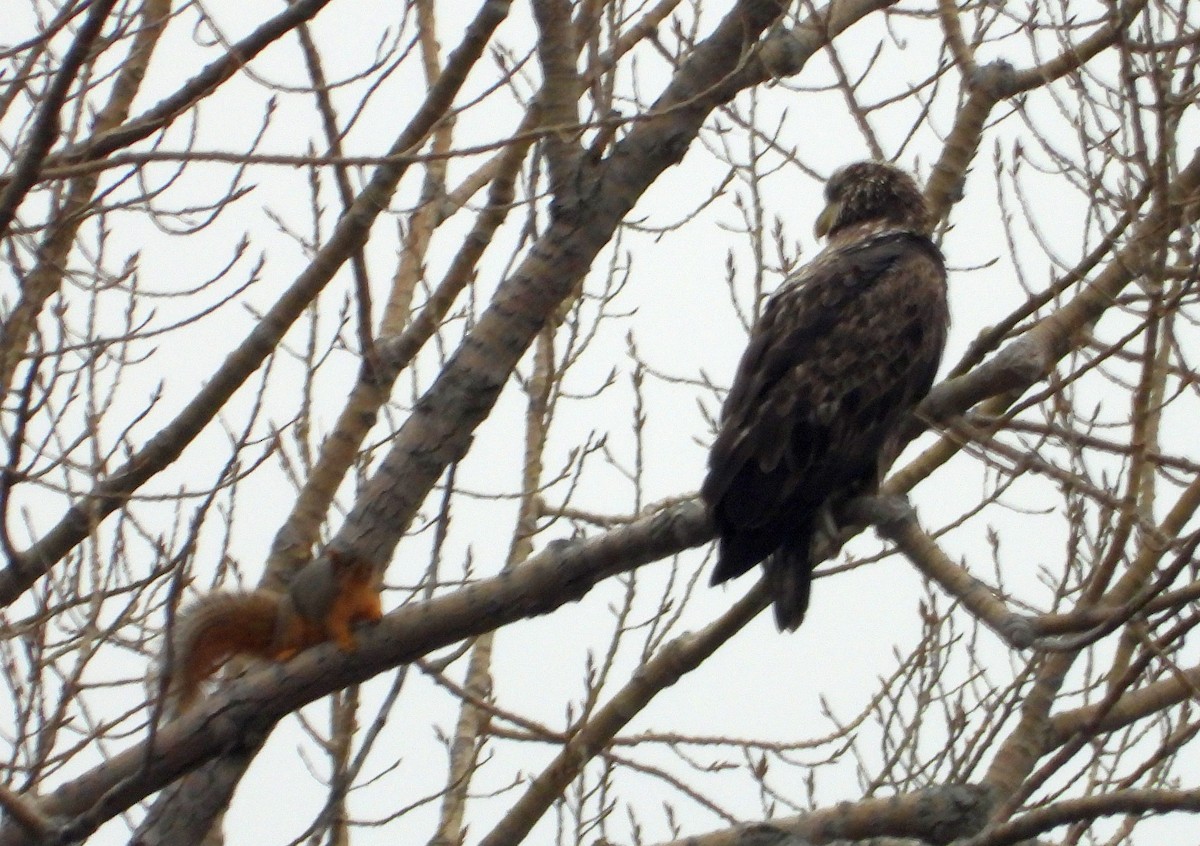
[702,161,949,631]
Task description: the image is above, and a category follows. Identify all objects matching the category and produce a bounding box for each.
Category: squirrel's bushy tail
[164,591,285,712]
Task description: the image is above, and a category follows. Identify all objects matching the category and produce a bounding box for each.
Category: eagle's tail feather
[712,512,823,629]
[710,536,761,585]
[766,544,814,631]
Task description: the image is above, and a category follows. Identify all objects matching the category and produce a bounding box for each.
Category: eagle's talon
[859,494,916,530]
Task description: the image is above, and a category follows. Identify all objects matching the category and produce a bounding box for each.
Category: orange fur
[167,553,383,711]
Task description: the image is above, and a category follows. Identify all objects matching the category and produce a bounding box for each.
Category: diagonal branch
[0,0,340,185]
[0,500,711,845]
[476,580,769,846]
[0,0,119,240]
[0,0,512,608]
[654,784,993,846]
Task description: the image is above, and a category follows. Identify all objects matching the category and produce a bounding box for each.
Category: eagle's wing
[702,231,948,590]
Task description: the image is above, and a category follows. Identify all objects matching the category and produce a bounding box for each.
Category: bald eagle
[702,161,949,631]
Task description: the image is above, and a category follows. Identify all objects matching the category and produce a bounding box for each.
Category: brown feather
[702,162,948,630]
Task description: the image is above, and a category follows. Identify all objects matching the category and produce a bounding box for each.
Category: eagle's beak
[814,201,839,239]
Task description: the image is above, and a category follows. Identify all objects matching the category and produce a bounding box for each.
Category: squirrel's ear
[326,549,374,575]
[326,549,349,571]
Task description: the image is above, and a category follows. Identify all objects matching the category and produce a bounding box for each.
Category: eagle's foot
[843,494,915,531]
[809,506,846,564]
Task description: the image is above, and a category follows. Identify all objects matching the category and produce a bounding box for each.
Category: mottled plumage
[702,161,949,630]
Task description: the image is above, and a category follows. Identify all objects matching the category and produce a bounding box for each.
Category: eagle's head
[814,161,930,240]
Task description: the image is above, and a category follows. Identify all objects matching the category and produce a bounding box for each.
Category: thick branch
[962,788,1200,846]
[0,500,710,845]
[532,0,585,206]
[334,0,792,559]
[655,784,993,846]
[0,0,512,607]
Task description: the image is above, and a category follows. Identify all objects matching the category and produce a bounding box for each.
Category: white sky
[4,0,1198,843]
